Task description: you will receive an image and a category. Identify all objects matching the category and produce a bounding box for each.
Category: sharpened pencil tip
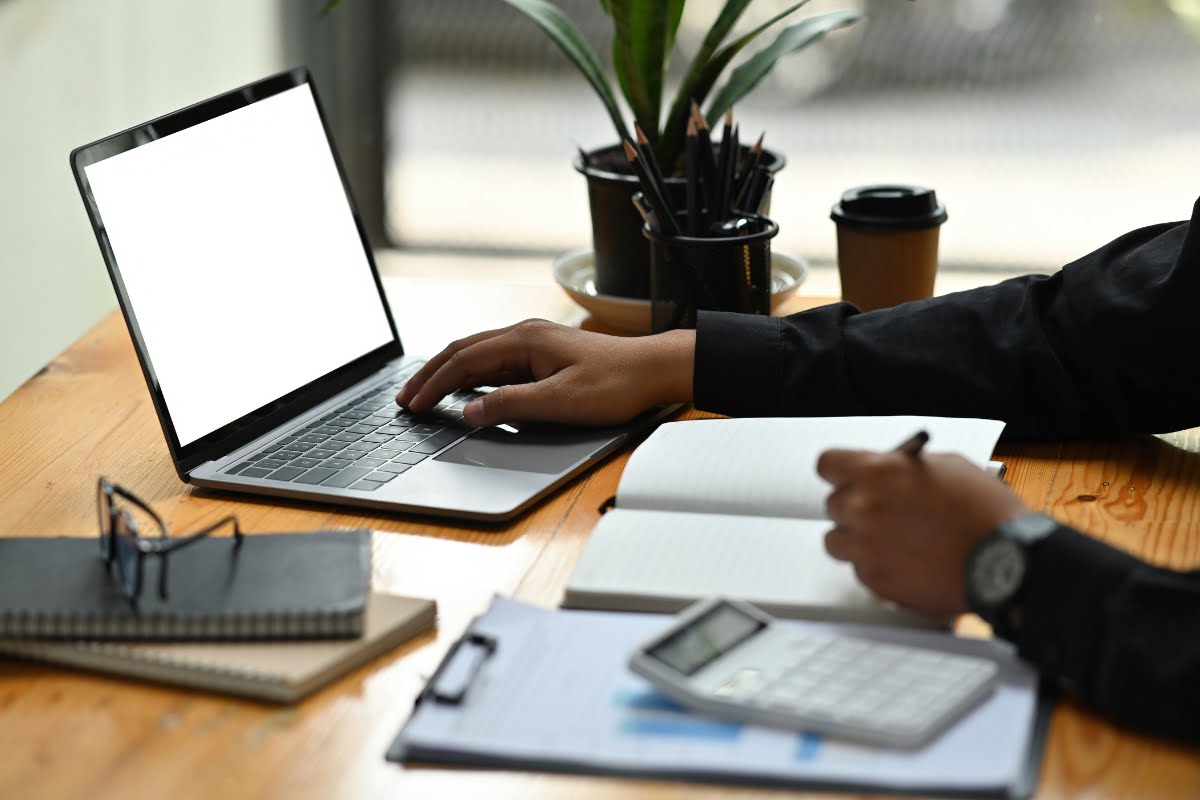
[622,139,638,162]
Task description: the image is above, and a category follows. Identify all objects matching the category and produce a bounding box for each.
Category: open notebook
[563,416,1006,625]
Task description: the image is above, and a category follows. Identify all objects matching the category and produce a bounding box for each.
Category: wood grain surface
[1,274,1198,800]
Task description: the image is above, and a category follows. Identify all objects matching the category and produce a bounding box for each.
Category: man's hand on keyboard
[395,319,696,427]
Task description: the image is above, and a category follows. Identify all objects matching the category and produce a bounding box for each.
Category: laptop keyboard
[223,371,481,492]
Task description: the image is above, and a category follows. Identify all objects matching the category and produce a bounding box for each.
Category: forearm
[695,200,1200,439]
[1014,528,1200,743]
[631,327,695,406]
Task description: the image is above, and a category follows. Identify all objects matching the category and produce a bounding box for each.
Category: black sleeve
[1015,527,1200,744]
[694,197,1200,439]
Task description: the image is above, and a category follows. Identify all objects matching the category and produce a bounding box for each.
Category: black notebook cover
[0,530,370,640]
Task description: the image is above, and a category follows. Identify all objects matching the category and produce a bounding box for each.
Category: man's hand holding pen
[819,432,1029,622]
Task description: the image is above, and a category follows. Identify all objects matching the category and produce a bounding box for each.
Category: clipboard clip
[418,631,498,707]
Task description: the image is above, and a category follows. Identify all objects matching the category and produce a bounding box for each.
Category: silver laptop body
[71,68,672,522]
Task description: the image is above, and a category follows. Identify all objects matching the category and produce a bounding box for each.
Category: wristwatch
[965,512,1059,637]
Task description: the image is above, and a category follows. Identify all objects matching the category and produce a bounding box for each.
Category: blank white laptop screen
[84,84,393,446]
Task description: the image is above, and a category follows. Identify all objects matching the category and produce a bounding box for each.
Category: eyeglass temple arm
[152,516,245,554]
[108,484,170,538]
[148,516,244,600]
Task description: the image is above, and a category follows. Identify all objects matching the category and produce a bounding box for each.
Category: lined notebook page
[614,416,1006,520]
[563,509,928,627]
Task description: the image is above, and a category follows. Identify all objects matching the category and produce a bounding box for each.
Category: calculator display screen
[647,602,766,676]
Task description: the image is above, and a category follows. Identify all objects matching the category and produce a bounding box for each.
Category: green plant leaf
[502,0,630,142]
[657,0,754,162]
[705,10,862,121]
[609,1,677,142]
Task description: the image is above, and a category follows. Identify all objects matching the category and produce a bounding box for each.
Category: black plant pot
[575,143,785,299]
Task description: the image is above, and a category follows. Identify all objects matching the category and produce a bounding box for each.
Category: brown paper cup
[831,185,947,313]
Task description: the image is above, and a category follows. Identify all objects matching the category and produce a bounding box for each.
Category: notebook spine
[0,609,362,640]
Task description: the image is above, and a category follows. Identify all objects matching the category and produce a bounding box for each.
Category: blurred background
[4,0,1200,400]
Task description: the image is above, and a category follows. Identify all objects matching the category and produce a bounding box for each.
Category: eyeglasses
[97,477,243,602]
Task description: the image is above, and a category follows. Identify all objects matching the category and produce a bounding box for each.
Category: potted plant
[503,0,864,298]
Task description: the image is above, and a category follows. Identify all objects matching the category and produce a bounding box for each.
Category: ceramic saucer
[552,250,809,334]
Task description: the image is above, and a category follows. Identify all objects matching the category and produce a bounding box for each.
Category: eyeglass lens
[112,511,142,599]
[97,479,113,559]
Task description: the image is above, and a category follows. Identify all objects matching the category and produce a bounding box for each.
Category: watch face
[969,538,1026,607]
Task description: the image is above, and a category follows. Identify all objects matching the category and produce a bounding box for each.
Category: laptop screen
[83,83,394,447]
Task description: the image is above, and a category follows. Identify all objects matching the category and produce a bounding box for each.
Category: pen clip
[418,631,498,707]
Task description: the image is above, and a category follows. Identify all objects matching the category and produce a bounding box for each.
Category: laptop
[70,67,675,522]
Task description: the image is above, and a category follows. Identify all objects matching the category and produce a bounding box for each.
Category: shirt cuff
[1013,527,1139,694]
[693,310,783,417]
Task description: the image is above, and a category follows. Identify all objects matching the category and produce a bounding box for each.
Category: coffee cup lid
[830,185,947,231]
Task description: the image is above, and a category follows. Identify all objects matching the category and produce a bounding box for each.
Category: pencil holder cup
[644,213,778,333]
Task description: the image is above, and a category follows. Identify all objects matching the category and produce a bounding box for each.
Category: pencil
[733,132,764,211]
[895,430,930,457]
[714,108,733,223]
[630,191,660,233]
[635,124,669,202]
[685,116,700,236]
[623,139,680,236]
[690,101,717,226]
[722,121,739,220]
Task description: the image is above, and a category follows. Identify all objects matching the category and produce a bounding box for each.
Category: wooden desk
[2,270,1199,799]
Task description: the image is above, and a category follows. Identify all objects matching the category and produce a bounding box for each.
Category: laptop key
[332,432,364,442]
[344,441,376,452]
[362,433,393,444]
[288,457,323,469]
[347,423,378,434]
[392,451,429,465]
[326,418,353,428]
[376,462,411,474]
[265,466,306,481]
[356,457,386,469]
[349,479,384,491]
[341,410,370,420]
[409,428,470,455]
[226,462,255,475]
[308,448,339,460]
[240,467,273,478]
[320,458,354,469]
[293,467,341,485]
[411,424,445,436]
[364,471,397,482]
[321,466,372,488]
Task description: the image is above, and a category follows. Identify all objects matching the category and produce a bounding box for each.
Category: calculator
[628,597,1000,748]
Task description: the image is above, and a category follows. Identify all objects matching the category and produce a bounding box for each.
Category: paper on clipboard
[387,596,1047,798]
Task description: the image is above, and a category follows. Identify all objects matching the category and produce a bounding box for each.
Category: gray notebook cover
[0,530,370,640]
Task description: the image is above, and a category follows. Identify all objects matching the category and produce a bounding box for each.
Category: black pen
[895,430,930,457]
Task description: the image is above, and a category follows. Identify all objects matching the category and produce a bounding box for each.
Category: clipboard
[387,596,1053,798]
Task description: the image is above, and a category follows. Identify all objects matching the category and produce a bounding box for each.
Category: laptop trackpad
[433,426,617,474]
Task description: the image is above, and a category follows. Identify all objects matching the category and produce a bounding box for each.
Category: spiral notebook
[0,531,370,640]
[0,593,435,703]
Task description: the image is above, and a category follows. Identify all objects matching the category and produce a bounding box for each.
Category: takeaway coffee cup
[830,185,948,312]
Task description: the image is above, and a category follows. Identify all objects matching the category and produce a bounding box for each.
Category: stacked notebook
[0,530,437,702]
